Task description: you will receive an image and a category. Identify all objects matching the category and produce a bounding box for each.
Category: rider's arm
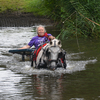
[19,45,31,49]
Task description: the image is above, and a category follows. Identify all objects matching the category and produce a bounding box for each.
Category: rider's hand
[49,36,55,40]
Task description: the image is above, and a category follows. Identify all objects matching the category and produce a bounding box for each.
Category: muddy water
[0,27,99,100]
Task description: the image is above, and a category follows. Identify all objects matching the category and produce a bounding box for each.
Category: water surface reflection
[0,27,99,100]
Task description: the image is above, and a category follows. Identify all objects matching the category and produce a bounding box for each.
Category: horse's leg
[31,58,36,68]
[30,49,35,67]
[58,49,67,68]
[63,60,67,69]
[62,50,67,69]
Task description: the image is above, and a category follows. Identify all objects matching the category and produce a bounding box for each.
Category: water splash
[6,57,97,76]
[0,27,97,76]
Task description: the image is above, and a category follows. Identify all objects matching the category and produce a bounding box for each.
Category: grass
[0,0,47,16]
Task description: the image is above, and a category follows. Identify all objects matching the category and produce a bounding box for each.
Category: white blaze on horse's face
[48,46,61,68]
[49,46,61,59]
[48,39,62,68]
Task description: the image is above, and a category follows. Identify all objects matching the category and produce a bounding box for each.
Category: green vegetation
[0,0,100,38]
[0,0,48,15]
[42,0,100,39]
[0,0,25,12]
[23,0,49,16]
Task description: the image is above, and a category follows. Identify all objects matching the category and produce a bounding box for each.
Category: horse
[31,39,67,70]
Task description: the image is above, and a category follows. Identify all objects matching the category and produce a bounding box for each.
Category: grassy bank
[0,0,25,12]
[0,0,100,38]
[0,0,47,16]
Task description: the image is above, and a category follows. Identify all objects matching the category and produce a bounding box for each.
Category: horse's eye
[50,41,52,45]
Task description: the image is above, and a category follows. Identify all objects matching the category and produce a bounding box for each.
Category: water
[0,27,99,100]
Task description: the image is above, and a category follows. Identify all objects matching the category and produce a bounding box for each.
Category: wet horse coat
[31,39,66,70]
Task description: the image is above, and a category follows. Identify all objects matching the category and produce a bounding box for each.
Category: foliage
[42,0,100,39]
[0,0,100,38]
[23,0,49,16]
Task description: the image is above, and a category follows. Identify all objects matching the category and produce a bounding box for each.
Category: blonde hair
[36,25,46,34]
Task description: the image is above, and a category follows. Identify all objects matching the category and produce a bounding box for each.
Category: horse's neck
[43,43,50,50]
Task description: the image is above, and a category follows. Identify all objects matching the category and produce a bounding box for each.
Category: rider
[20,25,55,49]
[20,25,66,68]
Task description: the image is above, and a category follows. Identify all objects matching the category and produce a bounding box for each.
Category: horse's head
[46,39,62,70]
[49,39,62,48]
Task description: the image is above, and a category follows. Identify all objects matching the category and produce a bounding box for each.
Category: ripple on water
[0,27,97,76]
[0,27,98,100]
[6,57,97,76]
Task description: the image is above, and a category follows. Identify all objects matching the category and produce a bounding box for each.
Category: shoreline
[0,12,54,27]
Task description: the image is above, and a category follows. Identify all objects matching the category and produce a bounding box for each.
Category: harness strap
[33,43,47,61]
[49,60,58,63]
